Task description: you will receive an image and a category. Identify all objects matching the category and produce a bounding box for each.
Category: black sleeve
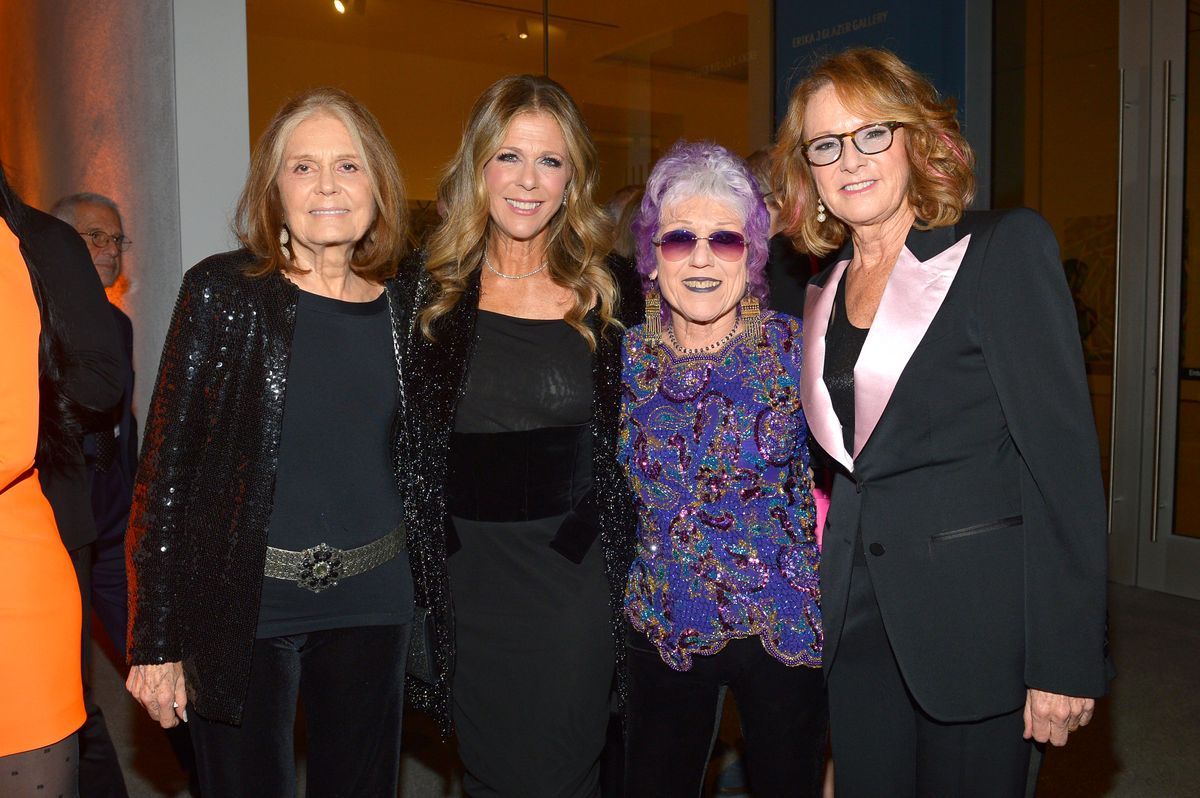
[976,208,1109,698]
[127,265,221,665]
[19,205,124,419]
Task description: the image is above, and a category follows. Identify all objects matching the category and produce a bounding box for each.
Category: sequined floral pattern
[620,312,822,671]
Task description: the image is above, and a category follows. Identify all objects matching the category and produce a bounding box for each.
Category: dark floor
[96,582,1200,796]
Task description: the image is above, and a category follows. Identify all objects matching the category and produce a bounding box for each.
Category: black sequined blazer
[398,253,643,734]
[126,250,411,725]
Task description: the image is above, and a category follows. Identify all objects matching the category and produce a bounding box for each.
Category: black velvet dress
[447,309,613,797]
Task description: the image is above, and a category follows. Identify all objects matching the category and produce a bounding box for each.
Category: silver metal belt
[264,526,405,594]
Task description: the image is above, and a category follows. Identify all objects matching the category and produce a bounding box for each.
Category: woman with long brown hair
[125,87,413,796]
[400,74,641,797]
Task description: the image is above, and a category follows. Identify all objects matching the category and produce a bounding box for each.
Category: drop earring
[740,293,761,342]
[279,226,290,246]
[644,289,661,345]
[816,198,827,224]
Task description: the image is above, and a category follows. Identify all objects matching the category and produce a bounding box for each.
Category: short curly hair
[632,140,771,320]
[773,47,975,257]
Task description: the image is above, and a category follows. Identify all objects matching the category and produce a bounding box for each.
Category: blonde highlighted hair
[234,87,408,282]
[418,74,618,348]
[773,48,975,257]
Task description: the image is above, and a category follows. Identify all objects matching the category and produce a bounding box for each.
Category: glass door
[1002,0,1200,599]
[1128,0,1200,597]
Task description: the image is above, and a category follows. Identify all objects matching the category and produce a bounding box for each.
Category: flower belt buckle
[297,542,343,593]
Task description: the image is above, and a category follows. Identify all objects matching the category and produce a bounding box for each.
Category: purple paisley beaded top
[619,311,822,671]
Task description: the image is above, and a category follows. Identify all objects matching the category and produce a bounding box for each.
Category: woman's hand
[1023,688,1095,746]
[126,662,188,728]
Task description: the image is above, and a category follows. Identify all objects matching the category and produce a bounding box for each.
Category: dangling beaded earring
[644,290,661,345]
[740,293,762,343]
[279,226,290,246]
[816,198,827,224]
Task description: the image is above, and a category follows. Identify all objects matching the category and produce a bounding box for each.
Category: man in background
[52,193,197,797]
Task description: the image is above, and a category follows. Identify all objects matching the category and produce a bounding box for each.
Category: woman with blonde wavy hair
[773,47,1108,796]
[399,73,642,797]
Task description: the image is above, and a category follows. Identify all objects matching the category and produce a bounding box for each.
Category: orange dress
[0,222,85,756]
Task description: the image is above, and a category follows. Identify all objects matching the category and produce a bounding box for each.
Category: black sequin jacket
[126,250,410,725]
[397,252,643,735]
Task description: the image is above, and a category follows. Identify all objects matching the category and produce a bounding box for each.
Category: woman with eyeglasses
[773,47,1108,796]
[619,141,825,797]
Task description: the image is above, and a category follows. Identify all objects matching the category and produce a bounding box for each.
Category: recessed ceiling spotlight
[333,0,346,13]
[517,18,529,39]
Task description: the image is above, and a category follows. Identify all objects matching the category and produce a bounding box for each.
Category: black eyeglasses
[652,229,748,262]
[800,121,904,167]
[79,230,132,252]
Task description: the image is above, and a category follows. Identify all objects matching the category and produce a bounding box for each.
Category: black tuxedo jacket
[802,208,1109,722]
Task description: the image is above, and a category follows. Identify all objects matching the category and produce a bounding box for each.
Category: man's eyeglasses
[652,229,747,262]
[800,121,904,167]
[79,230,132,252]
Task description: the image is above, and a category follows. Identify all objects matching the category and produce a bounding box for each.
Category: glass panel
[992,0,1120,486]
[1173,0,1200,538]
[547,1,758,203]
[246,0,545,241]
[247,1,769,246]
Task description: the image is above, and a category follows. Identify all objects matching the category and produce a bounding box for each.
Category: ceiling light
[517,18,529,39]
[333,0,346,13]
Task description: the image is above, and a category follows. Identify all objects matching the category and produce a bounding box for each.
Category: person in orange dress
[0,168,87,796]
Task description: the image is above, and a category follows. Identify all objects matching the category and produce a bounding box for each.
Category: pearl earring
[816,198,827,224]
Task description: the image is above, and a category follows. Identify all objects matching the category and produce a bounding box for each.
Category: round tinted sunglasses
[652,229,748,262]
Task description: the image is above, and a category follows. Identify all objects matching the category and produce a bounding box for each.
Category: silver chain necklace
[483,250,548,280]
[665,321,741,355]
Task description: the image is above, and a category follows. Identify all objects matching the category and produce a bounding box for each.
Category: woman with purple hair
[619,140,826,796]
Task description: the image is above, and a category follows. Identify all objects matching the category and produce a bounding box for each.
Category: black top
[825,276,870,455]
[455,309,594,433]
[257,290,411,638]
[825,276,871,565]
[86,305,138,547]
[763,232,818,319]
[397,254,643,736]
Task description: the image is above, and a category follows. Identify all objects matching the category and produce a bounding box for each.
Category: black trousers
[624,630,827,798]
[70,545,129,798]
[827,564,1033,797]
[188,624,408,798]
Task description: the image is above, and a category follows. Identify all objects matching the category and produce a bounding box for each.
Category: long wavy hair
[234,87,408,282]
[418,74,618,349]
[0,165,81,469]
[773,47,976,257]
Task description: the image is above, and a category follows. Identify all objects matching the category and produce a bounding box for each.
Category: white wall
[0,0,251,422]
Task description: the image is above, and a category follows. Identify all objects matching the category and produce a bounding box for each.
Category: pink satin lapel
[852,235,972,457]
[801,259,854,473]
